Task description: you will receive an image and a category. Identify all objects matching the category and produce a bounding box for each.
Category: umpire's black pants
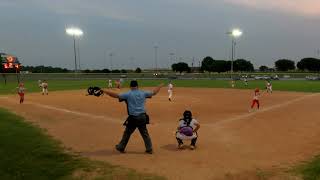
[116,114,152,152]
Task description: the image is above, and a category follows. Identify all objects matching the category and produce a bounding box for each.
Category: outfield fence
[1,72,319,84]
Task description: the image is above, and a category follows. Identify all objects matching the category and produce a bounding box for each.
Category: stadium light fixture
[66,27,83,73]
[66,28,83,37]
[227,28,243,80]
[231,29,242,38]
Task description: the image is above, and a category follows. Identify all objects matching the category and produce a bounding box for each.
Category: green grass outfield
[1,79,320,94]
[0,108,164,180]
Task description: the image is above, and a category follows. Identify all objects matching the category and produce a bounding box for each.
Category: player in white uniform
[266,81,272,93]
[38,80,42,88]
[244,77,248,86]
[108,79,113,88]
[168,82,173,101]
[231,80,235,88]
[41,80,48,95]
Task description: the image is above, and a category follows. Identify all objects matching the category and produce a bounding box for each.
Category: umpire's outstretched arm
[102,83,164,98]
[102,90,119,98]
[152,83,165,95]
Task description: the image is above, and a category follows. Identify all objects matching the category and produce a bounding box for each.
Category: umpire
[103,80,164,154]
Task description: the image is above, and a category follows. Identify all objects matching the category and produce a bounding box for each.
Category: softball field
[1,88,320,179]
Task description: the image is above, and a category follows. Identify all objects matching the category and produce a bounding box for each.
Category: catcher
[86,86,104,97]
[176,110,200,150]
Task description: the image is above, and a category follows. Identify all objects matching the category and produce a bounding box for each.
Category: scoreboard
[1,53,21,72]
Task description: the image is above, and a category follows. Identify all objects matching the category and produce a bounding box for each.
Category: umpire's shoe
[115,145,125,153]
[145,149,153,154]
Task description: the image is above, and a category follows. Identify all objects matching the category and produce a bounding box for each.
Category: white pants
[42,88,48,94]
[168,90,173,99]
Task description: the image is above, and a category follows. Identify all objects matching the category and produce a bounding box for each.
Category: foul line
[206,93,319,128]
[0,96,122,124]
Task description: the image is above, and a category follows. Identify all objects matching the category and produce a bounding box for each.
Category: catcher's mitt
[87,87,104,97]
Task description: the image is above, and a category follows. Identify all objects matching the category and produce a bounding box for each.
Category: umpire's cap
[130,80,138,87]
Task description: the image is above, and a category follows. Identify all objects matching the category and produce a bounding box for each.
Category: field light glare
[231,29,242,38]
[66,28,83,36]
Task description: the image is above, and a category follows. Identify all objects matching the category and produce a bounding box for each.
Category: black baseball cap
[130,80,138,87]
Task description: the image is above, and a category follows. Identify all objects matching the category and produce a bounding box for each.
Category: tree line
[3,58,320,74]
[171,57,320,73]
[16,66,143,73]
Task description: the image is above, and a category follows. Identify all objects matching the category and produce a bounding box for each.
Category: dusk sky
[1,0,320,70]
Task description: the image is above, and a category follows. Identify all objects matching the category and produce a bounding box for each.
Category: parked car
[271,74,279,80]
[254,76,263,80]
[283,75,291,79]
[254,75,270,80]
[306,76,320,80]
[232,76,241,80]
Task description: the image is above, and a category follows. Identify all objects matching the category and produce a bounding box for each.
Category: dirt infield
[1,88,320,179]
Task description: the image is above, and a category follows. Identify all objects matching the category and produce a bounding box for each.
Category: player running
[168,82,173,101]
[16,83,26,104]
[250,88,260,111]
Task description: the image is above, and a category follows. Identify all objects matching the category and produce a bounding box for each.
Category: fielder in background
[16,83,26,104]
[108,79,113,88]
[250,88,260,111]
[231,80,235,88]
[41,80,48,95]
[102,80,164,154]
[115,79,120,89]
[168,81,173,101]
[244,76,248,86]
[266,81,272,93]
[176,110,200,150]
[38,80,42,88]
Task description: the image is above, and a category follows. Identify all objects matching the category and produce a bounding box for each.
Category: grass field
[0,108,164,180]
[1,79,320,95]
[293,155,320,180]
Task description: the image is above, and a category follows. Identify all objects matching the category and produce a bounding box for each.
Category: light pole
[227,28,242,79]
[154,44,158,74]
[109,52,114,72]
[169,52,174,69]
[66,27,83,73]
[130,56,135,70]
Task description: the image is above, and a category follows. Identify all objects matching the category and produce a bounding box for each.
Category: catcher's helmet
[183,110,192,119]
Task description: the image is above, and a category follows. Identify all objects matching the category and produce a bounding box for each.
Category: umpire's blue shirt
[119,89,153,116]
